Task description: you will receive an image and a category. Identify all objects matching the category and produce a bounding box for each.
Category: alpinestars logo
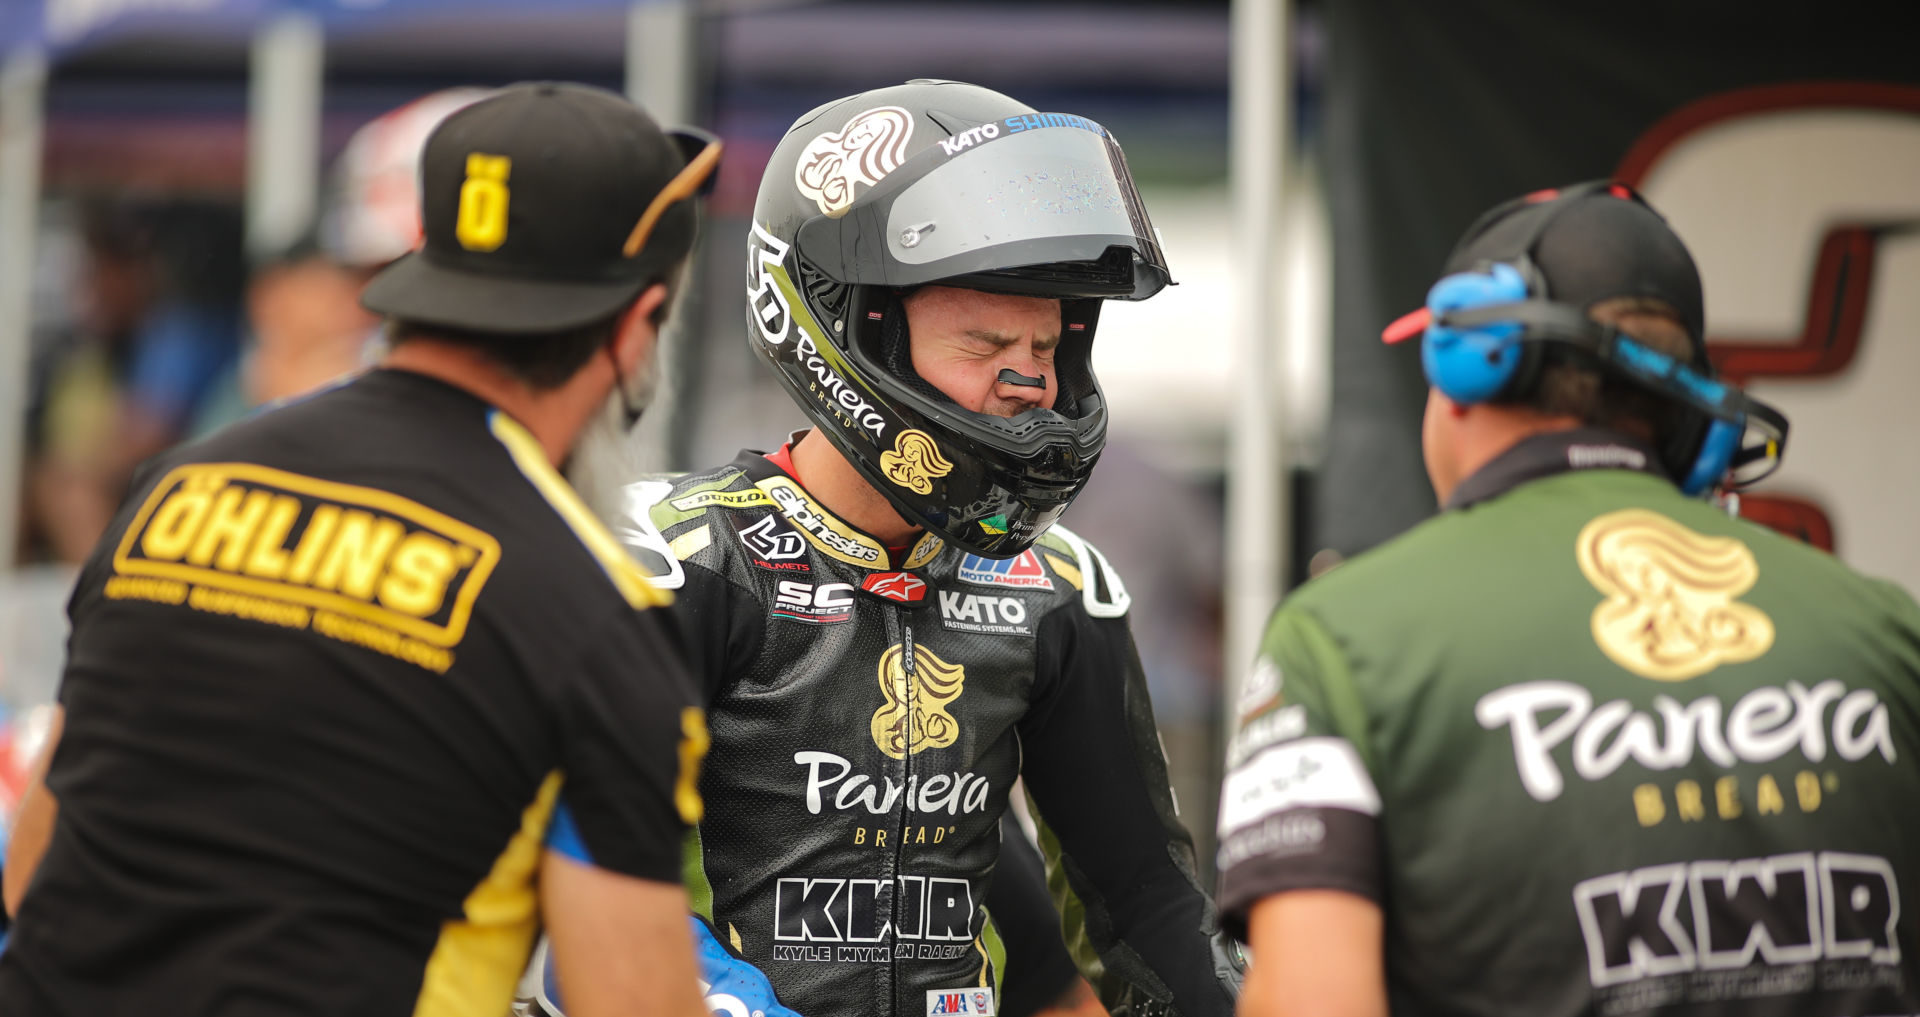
[863,572,927,603]
[766,483,882,564]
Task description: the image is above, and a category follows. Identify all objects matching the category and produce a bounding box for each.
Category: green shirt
[1217,436,1920,1017]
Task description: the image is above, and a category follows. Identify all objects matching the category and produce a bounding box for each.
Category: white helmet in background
[319,88,492,269]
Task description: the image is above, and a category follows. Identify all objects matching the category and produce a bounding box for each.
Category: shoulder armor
[609,478,687,590]
[1042,524,1131,618]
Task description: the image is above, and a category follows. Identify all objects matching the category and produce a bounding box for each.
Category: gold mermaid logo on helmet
[879,429,954,496]
[1577,509,1774,681]
[871,641,966,759]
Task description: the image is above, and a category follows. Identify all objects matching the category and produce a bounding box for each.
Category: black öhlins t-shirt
[0,370,704,1017]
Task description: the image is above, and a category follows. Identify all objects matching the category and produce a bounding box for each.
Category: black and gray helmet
[745,79,1171,557]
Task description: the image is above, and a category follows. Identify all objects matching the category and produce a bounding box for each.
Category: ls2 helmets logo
[737,514,808,571]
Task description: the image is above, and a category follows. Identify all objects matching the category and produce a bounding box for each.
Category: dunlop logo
[114,464,501,648]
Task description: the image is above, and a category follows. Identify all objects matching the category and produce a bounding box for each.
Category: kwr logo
[774,875,974,943]
[1573,852,1899,991]
[937,591,1030,635]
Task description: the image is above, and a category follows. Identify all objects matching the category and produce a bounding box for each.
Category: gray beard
[565,355,660,525]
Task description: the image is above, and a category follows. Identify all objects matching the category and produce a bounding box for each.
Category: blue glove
[523,917,804,1017]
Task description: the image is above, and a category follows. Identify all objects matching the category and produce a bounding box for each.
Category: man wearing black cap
[1217,182,1920,1017]
[0,82,720,1017]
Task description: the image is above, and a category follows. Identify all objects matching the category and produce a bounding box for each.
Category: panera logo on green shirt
[1477,680,1896,803]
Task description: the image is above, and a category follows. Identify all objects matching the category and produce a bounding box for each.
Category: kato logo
[937,591,1029,635]
[1577,509,1774,680]
[872,641,966,759]
[113,463,500,649]
[956,550,1052,591]
[879,430,953,496]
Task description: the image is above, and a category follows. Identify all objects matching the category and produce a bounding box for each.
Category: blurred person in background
[193,88,490,435]
[1217,183,1920,1017]
[0,82,719,1017]
[26,200,244,563]
[559,79,1240,1017]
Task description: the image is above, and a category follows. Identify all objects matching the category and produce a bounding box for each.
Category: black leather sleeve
[662,560,765,704]
[989,814,1083,1017]
[1018,607,1240,1017]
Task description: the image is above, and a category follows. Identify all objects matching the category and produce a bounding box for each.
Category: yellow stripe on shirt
[488,411,670,610]
[413,771,563,1017]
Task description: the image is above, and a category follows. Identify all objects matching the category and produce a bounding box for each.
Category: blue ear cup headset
[1414,186,1789,497]
[1421,271,1789,496]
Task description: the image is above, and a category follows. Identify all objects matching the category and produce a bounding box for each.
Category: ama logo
[956,550,1052,591]
[926,989,995,1017]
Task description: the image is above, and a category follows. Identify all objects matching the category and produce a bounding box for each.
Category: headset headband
[1437,298,1790,478]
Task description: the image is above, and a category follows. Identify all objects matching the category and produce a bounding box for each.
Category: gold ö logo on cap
[1576,509,1774,681]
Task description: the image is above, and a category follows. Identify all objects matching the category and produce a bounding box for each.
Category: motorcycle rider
[548,79,1241,1017]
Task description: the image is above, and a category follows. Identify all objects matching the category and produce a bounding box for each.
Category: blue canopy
[2,0,647,63]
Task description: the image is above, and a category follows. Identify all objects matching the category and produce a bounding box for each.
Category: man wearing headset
[547,80,1241,1017]
[1218,183,1920,1017]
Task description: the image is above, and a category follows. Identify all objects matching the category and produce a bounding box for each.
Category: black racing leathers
[617,450,1237,1017]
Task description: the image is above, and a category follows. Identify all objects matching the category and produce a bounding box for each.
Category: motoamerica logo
[1477,680,1896,802]
[794,750,992,816]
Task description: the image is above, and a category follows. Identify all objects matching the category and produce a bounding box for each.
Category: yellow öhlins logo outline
[114,463,501,648]
[879,429,954,496]
[871,641,966,759]
[1577,509,1774,681]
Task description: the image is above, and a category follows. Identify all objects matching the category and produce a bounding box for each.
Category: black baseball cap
[1383,182,1706,356]
[362,81,721,334]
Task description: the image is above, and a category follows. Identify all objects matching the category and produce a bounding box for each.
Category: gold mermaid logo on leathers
[1576,509,1775,681]
[879,429,954,496]
[871,641,966,759]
